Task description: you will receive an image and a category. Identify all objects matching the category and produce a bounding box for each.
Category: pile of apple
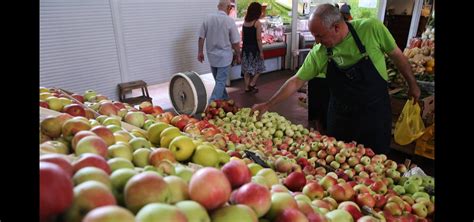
[39,87,97,118]
[201,99,239,120]
[200,106,437,220]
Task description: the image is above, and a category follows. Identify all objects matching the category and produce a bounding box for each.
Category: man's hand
[251,102,270,119]
[197,52,205,63]
[235,56,241,64]
[408,84,421,104]
[260,52,265,60]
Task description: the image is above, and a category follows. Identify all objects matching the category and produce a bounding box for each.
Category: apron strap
[346,22,367,55]
[326,22,368,57]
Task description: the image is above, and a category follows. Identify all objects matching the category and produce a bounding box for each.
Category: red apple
[149,148,177,166]
[113,101,126,110]
[40,100,49,108]
[71,131,97,151]
[221,159,252,189]
[63,103,86,117]
[338,201,363,221]
[75,135,108,158]
[189,167,231,210]
[230,182,271,217]
[356,193,376,208]
[73,153,111,174]
[275,156,293,173]
[302,182,325,200]
[328,184,346,202]
[40,154,73,177]
[40,162,74,222]
[275,208,308,222]
[98,102,118,116]
[124,172,171,213]
[90,126,115,147]
[284,171,307,192]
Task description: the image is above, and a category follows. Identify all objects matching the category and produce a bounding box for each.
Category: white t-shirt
[199,11,240,67]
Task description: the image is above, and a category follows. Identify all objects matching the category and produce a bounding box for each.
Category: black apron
[325,22,392,154]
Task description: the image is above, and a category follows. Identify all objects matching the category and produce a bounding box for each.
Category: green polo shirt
[296,18,397,81]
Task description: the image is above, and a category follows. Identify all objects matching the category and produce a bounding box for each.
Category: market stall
[40,84,435,222]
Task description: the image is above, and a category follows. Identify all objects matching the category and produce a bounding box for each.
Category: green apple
[113,131,133,143]
[84,90,97,101]
[107,157,134,172]
[256,168,279,187]
[88,120,101,128]
[163,176,189,204]
[325,209,354,222]
[103,117,122,127]
[392,185,406,195]
[116,141,133,153]
[192,144,219,167]
[251,175,270,188]
[110,168,138,205]
[210,204,258,222]
[175,200,210,222]
[404,180,420,194]
[147,122,172,146]
[40,116,63,138]
[156,160,176,176]
[40,140,69,155]
[175,165,194,184]
[124,111,146,128]
[169,135,196,161]
[82,205,135,222]
[96,115,108,124]
[73,166,112,188]
[143,120,156,130]
[266,192,298,219]
[128,137,152,151]
[59,97,73,106]
[135,203,187,222]
[412,202,428,218]
[160,127,181,148]
[108,144,133,161]
[247,163,264,176]
[216,149,231,166]
[132,148,151,167]
[46,96,64,111]
[106,125,122,133]
[40,92,52,100]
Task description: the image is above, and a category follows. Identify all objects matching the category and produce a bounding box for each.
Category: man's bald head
[308,3,348,48]
[310,3,344,28]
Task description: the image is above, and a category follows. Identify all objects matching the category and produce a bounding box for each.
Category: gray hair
[218,0,231,10]
[311,3,344,28]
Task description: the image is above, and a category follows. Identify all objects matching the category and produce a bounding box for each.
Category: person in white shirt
[198,0,241,102]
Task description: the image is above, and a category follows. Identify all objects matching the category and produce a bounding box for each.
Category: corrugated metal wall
[40,0,123,100]
[116,0,215,84]
[40,0,217,100]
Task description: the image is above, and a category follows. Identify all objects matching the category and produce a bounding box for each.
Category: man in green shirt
[252,4,420,154]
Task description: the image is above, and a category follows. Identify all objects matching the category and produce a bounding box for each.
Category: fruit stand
[40,84,435,222]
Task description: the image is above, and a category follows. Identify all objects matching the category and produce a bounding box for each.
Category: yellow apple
[160,127,181,148]
[147,122,172,146]
[169,135,196,161]
[191,145,219,167]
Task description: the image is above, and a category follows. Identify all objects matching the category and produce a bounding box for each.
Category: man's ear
[333,23,340,33]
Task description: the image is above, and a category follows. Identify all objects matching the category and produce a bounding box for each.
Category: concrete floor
[137,69,434,176]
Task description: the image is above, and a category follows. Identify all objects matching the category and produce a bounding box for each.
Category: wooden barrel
[168,71,208,116]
